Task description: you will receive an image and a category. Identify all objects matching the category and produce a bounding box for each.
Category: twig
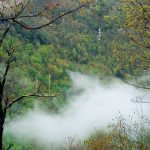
[6,144,13,150]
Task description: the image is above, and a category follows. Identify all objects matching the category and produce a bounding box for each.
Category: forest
[0,0,150,149]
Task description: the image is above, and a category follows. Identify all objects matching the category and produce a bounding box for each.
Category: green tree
[120,0,150,89]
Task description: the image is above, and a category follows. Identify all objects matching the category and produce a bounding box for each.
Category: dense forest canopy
[0,0,150,149]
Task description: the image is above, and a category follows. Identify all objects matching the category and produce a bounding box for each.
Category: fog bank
[5,72,150,146]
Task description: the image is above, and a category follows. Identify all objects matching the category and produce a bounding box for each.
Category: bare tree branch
[12,2,89,30]
[6,144,13,150]
[131,96,150,103]
[124,80,150,90]
[0,23,12,47]
[1,45,16,89]
[6,93,56,109]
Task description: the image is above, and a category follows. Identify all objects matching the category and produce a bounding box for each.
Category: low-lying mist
[5,72,150,146]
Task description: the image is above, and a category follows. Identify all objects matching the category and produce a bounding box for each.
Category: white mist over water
[5,72,150,145]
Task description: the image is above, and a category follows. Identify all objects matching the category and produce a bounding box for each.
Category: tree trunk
[0,83,4,150]
[0,124,3,150]
[0,102,4,150]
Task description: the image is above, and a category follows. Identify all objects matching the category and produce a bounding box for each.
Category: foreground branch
[6,144,13,150]
[131,96,150,103]
[12,2,89,30]
[124,81,150,90]
[0,25,12,47]
[6,93,55,109]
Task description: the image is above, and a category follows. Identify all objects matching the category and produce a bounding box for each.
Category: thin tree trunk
[0,101,4,150]
[0,83,4,150]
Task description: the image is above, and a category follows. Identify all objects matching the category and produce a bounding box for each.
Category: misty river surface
[5,72,150,145]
